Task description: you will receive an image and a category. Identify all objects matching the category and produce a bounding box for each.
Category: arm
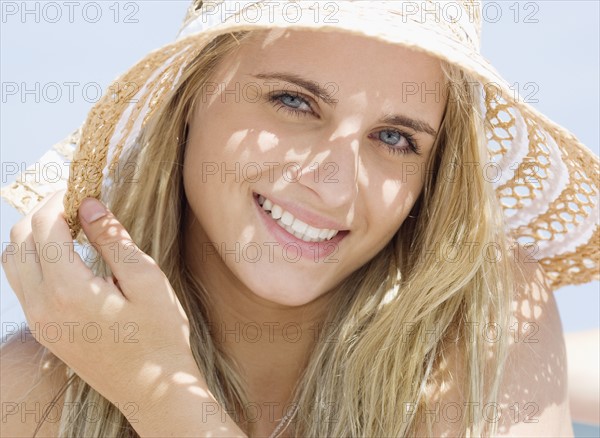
[129,362,248,438]
[0,326,247,438]
[2,191,248,438]
[0,327,66,437]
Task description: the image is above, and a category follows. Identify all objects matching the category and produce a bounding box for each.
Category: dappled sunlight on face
[224,129,250,154]
[330,114,363,141]
[182,28,446,307]
[382,179,414,207]
[256,130,279,152]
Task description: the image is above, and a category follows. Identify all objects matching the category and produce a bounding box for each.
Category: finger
[78,197,161,299]
[10,233,41,307]
[9,191,61,291]
[29,190,93,288]
[1,244,24,305]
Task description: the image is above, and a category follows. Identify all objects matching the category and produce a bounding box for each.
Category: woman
[1,1,598,437]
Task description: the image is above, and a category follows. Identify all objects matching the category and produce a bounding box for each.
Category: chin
[258,292,317,307]
[242,269,330,307]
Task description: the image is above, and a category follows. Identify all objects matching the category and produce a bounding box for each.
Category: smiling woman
[183,31,447,308]
[0,1,598,438]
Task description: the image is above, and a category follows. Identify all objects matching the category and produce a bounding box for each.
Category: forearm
[118,359,247,438]
[133,399,247,438]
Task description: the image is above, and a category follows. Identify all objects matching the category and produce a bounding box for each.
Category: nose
[293,132,360,209]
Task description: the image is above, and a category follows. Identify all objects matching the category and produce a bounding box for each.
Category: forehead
[230,29,446,101]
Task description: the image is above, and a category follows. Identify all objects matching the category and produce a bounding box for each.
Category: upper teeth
[258,195,340,243]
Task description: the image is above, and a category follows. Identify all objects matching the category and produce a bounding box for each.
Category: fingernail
[80,198,107,223]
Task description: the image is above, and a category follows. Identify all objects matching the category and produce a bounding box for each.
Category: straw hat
[2,0,598,291]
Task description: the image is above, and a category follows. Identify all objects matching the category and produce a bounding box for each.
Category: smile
[257,194,340,243]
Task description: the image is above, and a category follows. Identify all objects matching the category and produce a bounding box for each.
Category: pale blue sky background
[1,0,598,434]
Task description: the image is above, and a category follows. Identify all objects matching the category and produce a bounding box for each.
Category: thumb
[78,197,160,295]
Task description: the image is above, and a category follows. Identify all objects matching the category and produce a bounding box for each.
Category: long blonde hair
[34,30,514,437]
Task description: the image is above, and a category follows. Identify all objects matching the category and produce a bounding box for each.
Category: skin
[182,29,446,435]
[0,29,574,438]
[565,328,600,425]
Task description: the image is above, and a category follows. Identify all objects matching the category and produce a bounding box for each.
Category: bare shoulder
[1,326,68,437]
[494,243,573,436]
[413,243,573,437]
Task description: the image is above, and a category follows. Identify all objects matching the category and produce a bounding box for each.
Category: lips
[252,192,349,260]
[257,194,340,243]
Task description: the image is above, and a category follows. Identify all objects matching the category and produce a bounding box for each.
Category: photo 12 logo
[194,1,340,26]
[1,1,140,24]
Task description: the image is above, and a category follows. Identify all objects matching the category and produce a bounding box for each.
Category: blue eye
[267,92,421,156]
[379,130,402,145]
[269,92,313,117]
[280,94,307,109]
[374,129,421,156]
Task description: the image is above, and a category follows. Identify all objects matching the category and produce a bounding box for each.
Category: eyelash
[267,91,422,156]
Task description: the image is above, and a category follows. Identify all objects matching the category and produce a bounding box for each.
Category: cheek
[182,133,211,201]
[189,98,278,166]
[368,171,425,234]
[182,114,234,212]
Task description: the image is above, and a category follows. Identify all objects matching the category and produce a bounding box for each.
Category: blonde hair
[33,30,514,437]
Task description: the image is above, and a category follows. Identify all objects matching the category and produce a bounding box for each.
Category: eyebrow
[250,71,438,138]
[379,114,438,137]
[252,72,339,106]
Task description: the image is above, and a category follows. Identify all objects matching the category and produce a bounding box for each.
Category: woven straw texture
[2,1,598,291]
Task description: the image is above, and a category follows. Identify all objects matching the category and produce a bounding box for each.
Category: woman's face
[183,29,447,306]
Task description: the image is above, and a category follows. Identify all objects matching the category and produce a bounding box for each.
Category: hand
[2,189,199,415]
